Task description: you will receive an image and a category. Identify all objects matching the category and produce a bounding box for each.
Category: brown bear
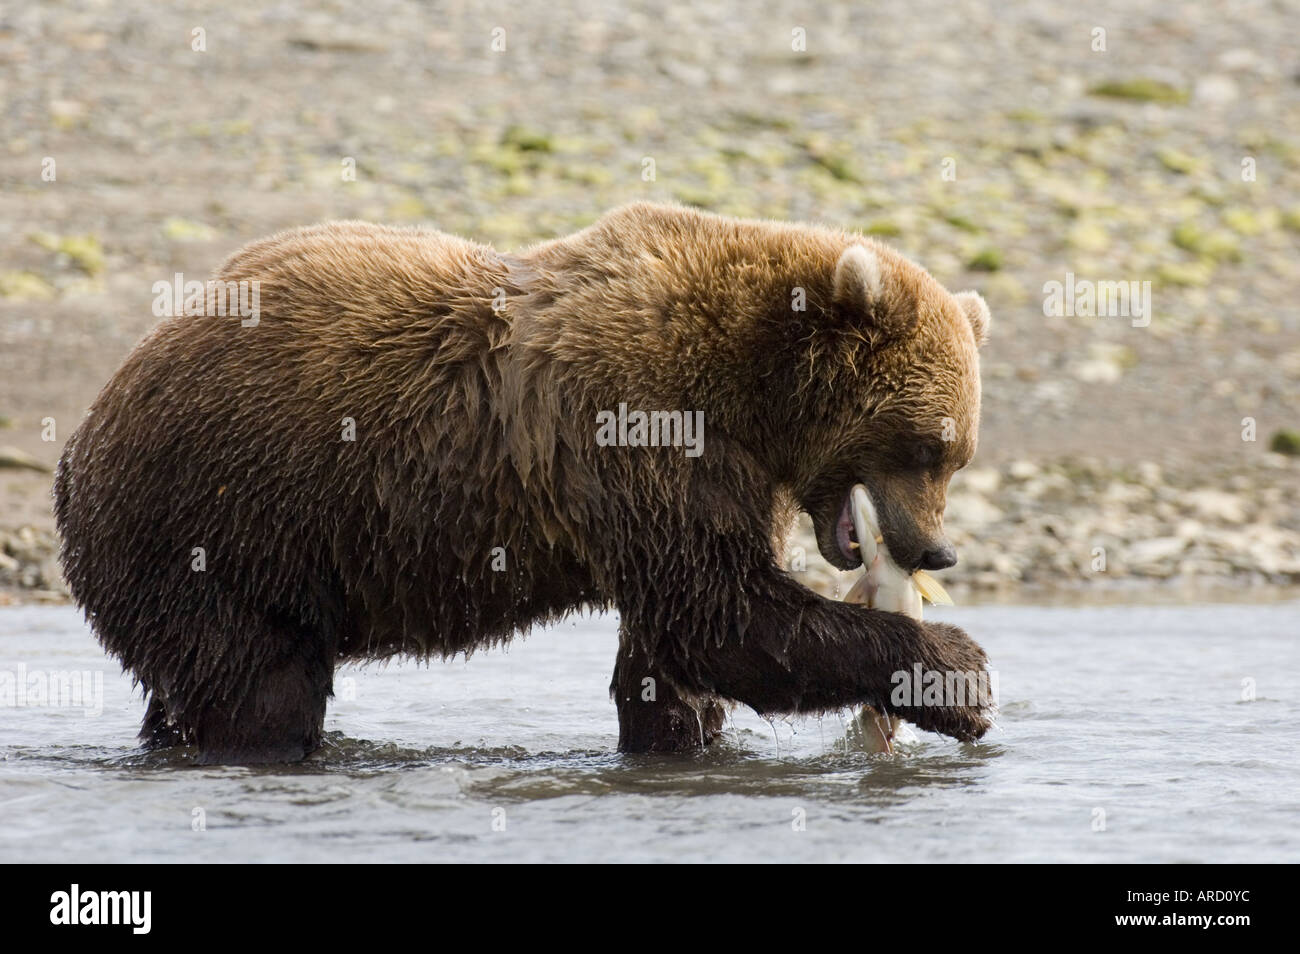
[54,202,994,763]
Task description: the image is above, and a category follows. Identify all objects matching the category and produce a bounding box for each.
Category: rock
[1193,74,1239,105]
[1178,558,1233,577]
[49,99,87,127]
[287,33,390,54]
[952,539,997,572]
[1216,48,1266,73]
[1070,359,1118,384]
[0,446,52,473]
[1136,462,1163,487]
[989,551,1022,578]
[1128,536,1187,566]
[1018,478,1048,499]
[1101,481,1150,505]
[1072,343,1137,383]
[945,492,1003,529]
[0,525,63,596]
[956,467,1001,495]
[35,558,67,592]
[1244,526,1300,576]
[1183,489,1248,523]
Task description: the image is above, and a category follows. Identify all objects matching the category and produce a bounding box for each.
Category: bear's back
[219,221,508,337]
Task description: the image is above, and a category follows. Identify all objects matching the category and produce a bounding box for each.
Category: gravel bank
[2,0,1297,603]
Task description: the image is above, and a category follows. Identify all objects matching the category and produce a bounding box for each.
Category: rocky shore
[0,525,64,604]
[3,0,1299,606]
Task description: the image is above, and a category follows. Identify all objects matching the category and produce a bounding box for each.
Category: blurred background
[2,0,1298,601]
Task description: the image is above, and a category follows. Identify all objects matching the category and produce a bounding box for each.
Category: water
[2,602,1297,863]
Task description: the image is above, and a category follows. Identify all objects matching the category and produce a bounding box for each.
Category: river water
[1,601,1297,863]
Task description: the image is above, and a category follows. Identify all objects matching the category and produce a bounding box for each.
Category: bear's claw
[887,620,995,742]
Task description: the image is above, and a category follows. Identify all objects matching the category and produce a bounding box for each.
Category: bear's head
[782,242,991,575]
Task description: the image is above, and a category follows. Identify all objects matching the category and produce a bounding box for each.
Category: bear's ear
[954,290,991,347]
[832,245,911,341]
[833,245,884,309]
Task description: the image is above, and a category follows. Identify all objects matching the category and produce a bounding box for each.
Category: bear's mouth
[834,491,862,567]
[809,480,893,572]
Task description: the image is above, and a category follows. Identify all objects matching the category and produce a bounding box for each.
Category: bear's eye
[910,441,944,469]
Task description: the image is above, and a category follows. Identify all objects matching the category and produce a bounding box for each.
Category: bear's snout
[917,544,958,572]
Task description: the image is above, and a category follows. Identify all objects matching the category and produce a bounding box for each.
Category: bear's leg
[615,539,994,742]
[154,606,336,766]
[139,693,183,750]
[611,625,726,753]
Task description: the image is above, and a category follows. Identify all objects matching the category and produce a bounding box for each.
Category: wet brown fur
[55,202,993,763]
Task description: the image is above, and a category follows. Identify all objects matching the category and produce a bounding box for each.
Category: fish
[841,483,953,753]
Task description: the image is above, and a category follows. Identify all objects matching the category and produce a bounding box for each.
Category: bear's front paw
[890,621,995,743]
